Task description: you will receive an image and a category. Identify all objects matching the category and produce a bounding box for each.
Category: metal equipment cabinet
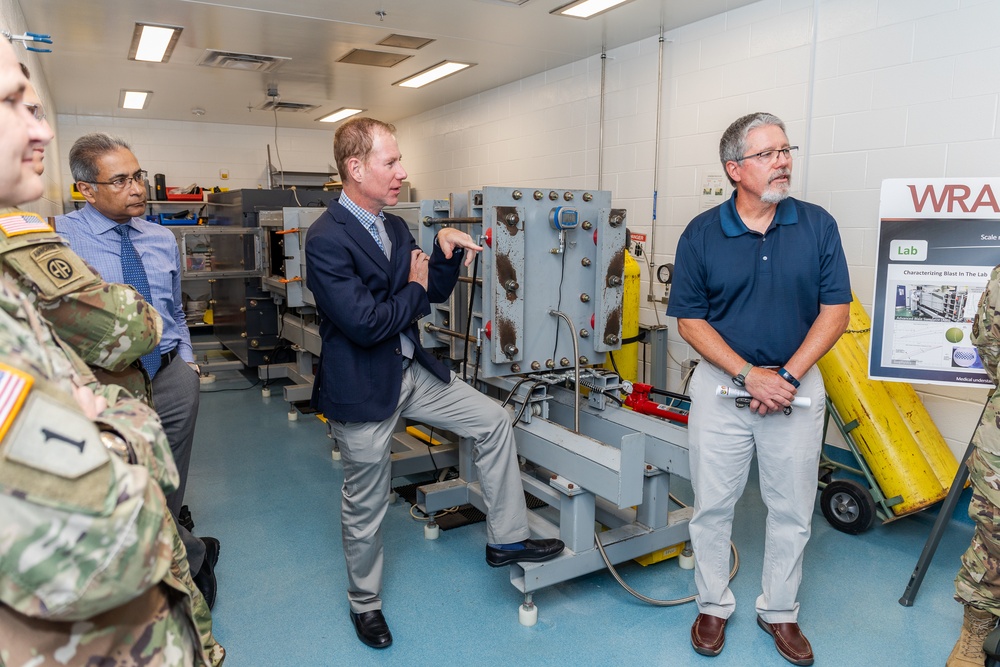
[200,189,299,367]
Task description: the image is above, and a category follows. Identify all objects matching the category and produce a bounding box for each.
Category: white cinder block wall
[36,0,1000,459]
[393,0,1000,461]
[53,117,338,199]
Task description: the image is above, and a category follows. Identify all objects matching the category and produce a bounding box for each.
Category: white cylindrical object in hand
[716,385,811,408]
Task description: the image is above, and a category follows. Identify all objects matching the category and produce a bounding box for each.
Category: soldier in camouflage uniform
[0,275,224,666]
[0,44,223,665]
[949,263,1000,667]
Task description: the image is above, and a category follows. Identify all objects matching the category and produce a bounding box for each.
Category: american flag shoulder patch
[0,363,33,443]
[0,211,53,237]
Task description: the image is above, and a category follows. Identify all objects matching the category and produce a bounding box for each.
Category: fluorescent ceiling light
[395,61,474,89]
[318,108,365,123]
[121,90,152,110]
[128,23,183,63]
[552,0,635,19]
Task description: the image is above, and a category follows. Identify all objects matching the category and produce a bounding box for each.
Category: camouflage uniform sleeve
[971,264,1000,455]
[5,242,163,371]
[0,278,177,621]
[95,383,180,497]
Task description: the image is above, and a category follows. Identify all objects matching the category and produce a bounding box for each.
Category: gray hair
[69,133,133,184]
[719,112,786,185]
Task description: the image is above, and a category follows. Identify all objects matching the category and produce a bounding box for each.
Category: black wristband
[777,367,800,388]
[732,362,753,388]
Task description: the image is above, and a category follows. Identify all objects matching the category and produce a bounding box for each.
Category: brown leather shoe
[691,613,727,657]
[757,616,814,666]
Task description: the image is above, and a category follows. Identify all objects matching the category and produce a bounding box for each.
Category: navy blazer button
[394,348,401,354]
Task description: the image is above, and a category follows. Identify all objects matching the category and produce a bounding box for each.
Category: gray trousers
[152,356,205,571]
[687,360,825,624]
[331,362,530,613]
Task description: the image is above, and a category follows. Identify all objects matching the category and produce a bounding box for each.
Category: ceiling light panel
[552,0,635,19]
[120,90,152,110]
[128,23,183,63]
[395,61,475,89]
[318,108,365,123]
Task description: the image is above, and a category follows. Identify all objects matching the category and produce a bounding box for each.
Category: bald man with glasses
[667,112,851,666]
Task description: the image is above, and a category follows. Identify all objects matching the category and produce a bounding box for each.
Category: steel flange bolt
[609,214,624,228]
[503,344,518,357]
[607,275,622,287]
[605,334,619,345]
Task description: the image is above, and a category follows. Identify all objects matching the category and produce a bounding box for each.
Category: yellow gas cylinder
[817,292,953,515]
[605,251,640,383]
[845,297,958,488]
[818,332,944,515]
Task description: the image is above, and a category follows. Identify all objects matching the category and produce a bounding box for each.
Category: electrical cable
[594,534,739,607]
[271,103,285,190]
[608,349,622,378]
[512,381,546,425]
[594,492,739,606]
[425,426,439,478]
[551,244,568,362]
[501,377,533,408]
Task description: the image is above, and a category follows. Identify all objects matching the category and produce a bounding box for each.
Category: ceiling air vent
[257,99,320,113]
[337,49,411,68]
[199,49,290,73]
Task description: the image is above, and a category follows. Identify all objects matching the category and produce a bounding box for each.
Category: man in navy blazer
[305,117,563,650]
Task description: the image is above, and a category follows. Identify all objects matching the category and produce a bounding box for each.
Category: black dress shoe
[192,551,217,610]
[486,538,565,567]
[202,536,220,568]
[351,610,392,649]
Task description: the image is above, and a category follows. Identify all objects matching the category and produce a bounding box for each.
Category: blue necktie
[113,224,161,378]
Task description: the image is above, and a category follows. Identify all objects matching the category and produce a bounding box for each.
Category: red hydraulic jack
[623,383,690,425]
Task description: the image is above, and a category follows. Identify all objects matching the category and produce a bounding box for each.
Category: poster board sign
[870,178,1000,387]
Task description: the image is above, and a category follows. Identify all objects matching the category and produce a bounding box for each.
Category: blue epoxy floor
[186,375,971,666]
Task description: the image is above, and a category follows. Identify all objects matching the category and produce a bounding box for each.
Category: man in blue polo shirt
[668,112,851,666]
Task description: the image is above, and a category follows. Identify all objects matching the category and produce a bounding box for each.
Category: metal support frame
[415,380,692,595]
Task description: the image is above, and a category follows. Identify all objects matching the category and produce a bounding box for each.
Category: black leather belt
[161,347,178,367]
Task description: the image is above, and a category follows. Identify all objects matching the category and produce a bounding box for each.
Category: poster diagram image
[894,284,971,322]
[885,280,984,374]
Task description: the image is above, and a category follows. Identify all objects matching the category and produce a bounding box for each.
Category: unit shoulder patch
[3,383,108,479]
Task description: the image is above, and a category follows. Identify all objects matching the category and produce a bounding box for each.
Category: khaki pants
[687,360,826,623]
[331,362,530,613]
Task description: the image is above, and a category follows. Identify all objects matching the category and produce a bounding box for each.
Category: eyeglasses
[734,146,799,164]
[23,103,46,123]
[89,170,148,191]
